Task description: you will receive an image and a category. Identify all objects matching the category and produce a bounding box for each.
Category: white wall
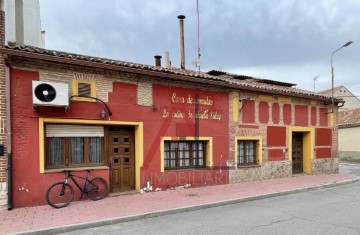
[4,0,44,47]
[338,127,360,151]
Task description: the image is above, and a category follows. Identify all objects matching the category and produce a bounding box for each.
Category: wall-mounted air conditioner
[32,81,69,107]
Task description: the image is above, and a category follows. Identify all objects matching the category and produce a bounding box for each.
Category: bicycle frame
[63,171,92,199]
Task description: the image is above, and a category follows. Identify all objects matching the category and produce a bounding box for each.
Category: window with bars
[164,140,207,170]
[237,140,258,166]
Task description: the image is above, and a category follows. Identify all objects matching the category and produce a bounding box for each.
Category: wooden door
[108,127,135,192]
[292,132,303,174]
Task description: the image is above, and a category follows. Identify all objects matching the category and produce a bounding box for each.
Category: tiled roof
[0,44,340,102]
[338,107,360,128]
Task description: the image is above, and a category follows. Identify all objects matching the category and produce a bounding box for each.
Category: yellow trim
[310,101,317,106]
[231,91,239,122]
[234,136,263,165]
[278,97,291,103]
[39,118,45,173]
[288,126,314,174]
[39,118,144,191]
[330,112,334,128]
[72,80,96,102]
[160,136,213,172]
[259,95,273,101]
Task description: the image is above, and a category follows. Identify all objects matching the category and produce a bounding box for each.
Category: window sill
[164,167,208,172]
[237,164,261,169]
[44,165,109,173]
[71,97,96,102]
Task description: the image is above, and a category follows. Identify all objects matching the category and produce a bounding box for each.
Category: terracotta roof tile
[338,107,360,128]
[1,44,339,102]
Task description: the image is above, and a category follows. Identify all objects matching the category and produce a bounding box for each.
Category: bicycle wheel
[87,177,108,201]
[46,182,74,208]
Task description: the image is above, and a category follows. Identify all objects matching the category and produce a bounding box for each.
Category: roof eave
[0,47,337,102]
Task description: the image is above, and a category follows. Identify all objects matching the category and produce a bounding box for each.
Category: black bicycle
[46,170,108,208]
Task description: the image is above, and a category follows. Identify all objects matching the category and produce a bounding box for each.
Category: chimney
[15,0,24,45]
[177,15,186,69]
[41,30,46,48]
[154,55,162,67]
[165,51,171,68]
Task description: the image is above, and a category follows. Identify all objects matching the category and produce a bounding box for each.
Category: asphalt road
[59,162,360,235]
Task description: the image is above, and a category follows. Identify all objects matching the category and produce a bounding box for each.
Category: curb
[16,177,359,235]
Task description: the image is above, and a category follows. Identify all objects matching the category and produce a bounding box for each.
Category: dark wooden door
[108,127,135,192]
[292,132,303,174]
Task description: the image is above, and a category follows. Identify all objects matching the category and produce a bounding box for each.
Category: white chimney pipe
[178,15,186,69]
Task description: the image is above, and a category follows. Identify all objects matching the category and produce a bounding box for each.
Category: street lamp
[331,41,353,115]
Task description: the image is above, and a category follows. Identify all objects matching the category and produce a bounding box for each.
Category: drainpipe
[4,57,12,210]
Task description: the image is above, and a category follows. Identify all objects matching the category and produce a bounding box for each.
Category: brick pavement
[0,173,358,235]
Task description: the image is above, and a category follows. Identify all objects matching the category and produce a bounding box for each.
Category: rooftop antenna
[313,75,320,92]
[192,0,201,72]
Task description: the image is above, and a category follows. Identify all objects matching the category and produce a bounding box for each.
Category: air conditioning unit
[32,81,69,107]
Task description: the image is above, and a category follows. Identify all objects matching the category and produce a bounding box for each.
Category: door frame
[39,118,143,191]
[288,126,314,174]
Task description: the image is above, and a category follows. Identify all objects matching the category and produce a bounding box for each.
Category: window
[237,140,258,166]
[72,80,96,101]
[164,140,207,170]
[46,125,104,168]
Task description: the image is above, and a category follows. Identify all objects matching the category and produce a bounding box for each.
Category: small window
[237,140,258,166]
[72,80,96,101]
[164,140,207,170]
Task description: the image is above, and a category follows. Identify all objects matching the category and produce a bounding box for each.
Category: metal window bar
[164,140,206,170]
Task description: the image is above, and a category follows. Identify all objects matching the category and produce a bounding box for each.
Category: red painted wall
[242,100,255,123]
[311,107,317,126]
[316,128,332,146]
[259,101,269,124]
[10,69,229,208]
[295,105,308,126]
[268,149,285,161]
[316,148,331,158]
[319,108,329,126]
[267,126,286,147]
[272,103,280,124]
[283,104,292,125]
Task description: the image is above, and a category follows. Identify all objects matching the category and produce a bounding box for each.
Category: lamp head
[343,41,353,47]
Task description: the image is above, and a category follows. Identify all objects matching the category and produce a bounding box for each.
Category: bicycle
[46,170,109,208]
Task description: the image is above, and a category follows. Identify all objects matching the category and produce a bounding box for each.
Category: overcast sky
[39,0,360,95]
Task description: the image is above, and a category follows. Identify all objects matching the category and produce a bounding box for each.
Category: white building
[4,0,44,47]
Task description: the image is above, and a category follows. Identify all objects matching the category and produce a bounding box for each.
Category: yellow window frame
[234,136,263,166]
[72,80,96,102]
[160,136,213,172]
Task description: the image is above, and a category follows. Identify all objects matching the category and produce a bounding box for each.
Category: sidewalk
[1,173,358,235]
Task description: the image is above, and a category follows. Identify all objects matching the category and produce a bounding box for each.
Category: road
[59,162,360,235]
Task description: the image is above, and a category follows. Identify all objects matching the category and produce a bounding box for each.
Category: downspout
[4,57,12,210]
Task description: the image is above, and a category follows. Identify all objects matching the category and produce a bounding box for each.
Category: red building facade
[0,45,340,208]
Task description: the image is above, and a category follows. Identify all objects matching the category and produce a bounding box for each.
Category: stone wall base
[0,181,7,210]
[311,158,339,174]
[339,151,360,162]
[229,161,292,183]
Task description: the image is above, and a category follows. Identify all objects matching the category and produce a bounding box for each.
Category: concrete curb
[16,177,359,235]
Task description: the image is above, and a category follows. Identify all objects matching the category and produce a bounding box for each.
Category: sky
[39,0,360,95]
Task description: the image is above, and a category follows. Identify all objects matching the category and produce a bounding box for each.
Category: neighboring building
[338,108,360,162]
[318,85,360,110]
[4,0,44,47]
[0,43,341,208]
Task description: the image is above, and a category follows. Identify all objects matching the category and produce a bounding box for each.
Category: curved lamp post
[331,41,353,115]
